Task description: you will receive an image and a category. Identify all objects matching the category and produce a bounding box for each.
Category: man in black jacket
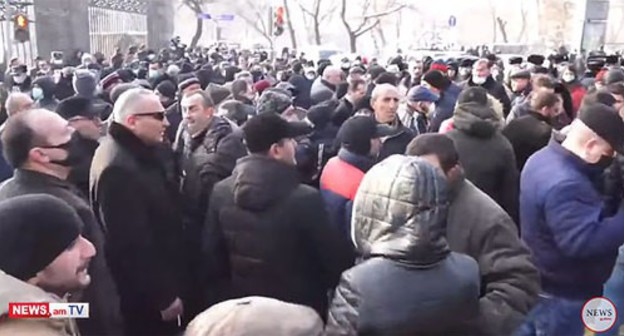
[332,78,367,127]
[372,84,415,161]
[0,109,121,335]
[407,134,540,336]
[56,96,103,198]
[503,90,561,171]
[175,90,247,317]
[203,113,354,318]
[464,59,512,116]
[90,88,188,335]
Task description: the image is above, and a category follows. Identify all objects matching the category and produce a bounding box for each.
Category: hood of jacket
[232,155,300,211]
[33,76,56,98]
[352,155,450,266]
[453,102,501,138]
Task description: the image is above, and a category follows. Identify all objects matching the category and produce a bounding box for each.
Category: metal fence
[87,6,147,57]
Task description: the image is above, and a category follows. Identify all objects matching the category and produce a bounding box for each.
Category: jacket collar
[108,122,159,165]
[528,110,552,124]
[321,79,337,92]
[13,169,71,190]
[548,139,605,177]
[338,148,375,172]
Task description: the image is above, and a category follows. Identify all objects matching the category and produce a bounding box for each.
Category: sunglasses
[134,111,166,121]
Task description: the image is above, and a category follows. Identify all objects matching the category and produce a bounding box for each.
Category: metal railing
[87,6,147,57]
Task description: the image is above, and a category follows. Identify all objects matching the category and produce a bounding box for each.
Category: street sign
[216,14,234,21]
[198,13,234,21]
[448,15,457,27]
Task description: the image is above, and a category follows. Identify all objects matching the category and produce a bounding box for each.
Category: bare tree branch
[355,19,380,37]
[362,4,406,20]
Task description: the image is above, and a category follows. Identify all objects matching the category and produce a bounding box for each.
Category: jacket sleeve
[545,180,624,257]
[475,212,540,335]
[501,143,520,225]
[299,189,355,290]
[201,182,232,305]
[96,166,178,311]
[496,86,512,117]
[325,271,360,336]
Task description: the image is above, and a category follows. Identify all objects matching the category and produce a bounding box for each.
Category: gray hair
[5,93,33,117]
[322,66,342,80]
[474,59,491,69]
[371,83,398,102]
[112,88,155,123]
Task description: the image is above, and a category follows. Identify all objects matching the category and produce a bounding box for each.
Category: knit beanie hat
[423,70,451,91]
[0,194,82,281]
[73,70,97,97]
[206,83,232,106]
[156,80,177,100]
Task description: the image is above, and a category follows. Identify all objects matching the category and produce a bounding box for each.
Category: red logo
[8,302,51,319]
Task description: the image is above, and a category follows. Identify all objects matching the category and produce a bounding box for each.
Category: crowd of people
[1,41,624,335]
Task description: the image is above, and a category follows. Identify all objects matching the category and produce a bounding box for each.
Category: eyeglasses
[133,111,166,121]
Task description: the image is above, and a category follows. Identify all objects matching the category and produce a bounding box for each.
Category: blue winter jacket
[521,140,624,300]
[429,83,462,132]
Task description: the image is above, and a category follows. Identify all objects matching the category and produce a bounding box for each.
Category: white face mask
[305,73,316,80]
[13,74,27,84]
[148,69,160,79]
[472,75,487,85]
[562,73,575,83]
[32,87,44,101]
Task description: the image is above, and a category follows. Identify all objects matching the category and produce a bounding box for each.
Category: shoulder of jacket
[0,318,73,336]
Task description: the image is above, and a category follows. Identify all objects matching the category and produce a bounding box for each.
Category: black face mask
[592,155,614,170]
[43,133,83,167]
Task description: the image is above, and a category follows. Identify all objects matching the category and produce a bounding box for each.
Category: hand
[160,297,184,322]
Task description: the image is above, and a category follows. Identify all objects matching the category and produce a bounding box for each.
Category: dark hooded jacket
[464,76,512,116]
[33,76,59,111]
[289,74,313,109]
[202,155,354,317]
[325,156,480,335]
[447,102,519,225]
[54,74,75,101]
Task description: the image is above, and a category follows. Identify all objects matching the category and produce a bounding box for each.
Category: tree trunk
[190,17,203,49]
[496,17,508,43]
[283,0,298,50]
[313,17,322,45]
[349,33,357,52]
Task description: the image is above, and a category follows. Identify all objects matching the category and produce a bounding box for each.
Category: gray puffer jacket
[325,155,480,336]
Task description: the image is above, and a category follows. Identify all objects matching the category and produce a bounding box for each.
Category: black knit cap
[337,116,397,156]
[423,70,451,91]
[243,113,312,153]
[56,96,97,120]
[578,103,624,154]
[0,194,82,281]
[457,86,489,106]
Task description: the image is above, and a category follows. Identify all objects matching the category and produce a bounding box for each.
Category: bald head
[562,119,614,165]
[322,66,343,86]
[2,109,73,171]
[5,93,34,117]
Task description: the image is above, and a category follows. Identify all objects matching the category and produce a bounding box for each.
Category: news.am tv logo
[8,302,89,319]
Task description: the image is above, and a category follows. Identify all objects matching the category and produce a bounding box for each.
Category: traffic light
[274,6,284,36]
[13,13,30,43]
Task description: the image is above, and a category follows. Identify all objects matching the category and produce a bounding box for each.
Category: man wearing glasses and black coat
[90,88,189,336]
